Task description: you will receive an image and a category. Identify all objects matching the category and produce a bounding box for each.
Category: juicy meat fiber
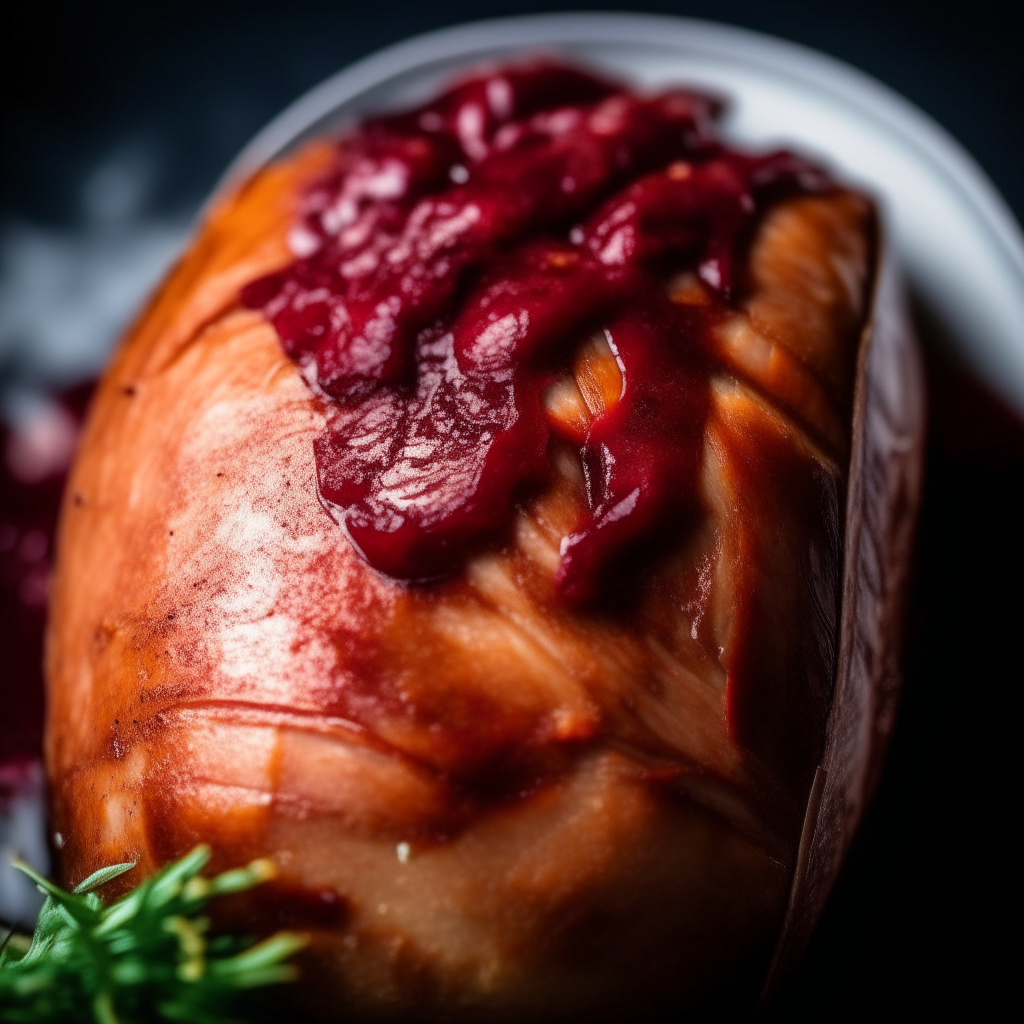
[46,84,877,1019]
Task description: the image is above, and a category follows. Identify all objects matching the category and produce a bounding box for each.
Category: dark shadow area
[763,303,1024,1022]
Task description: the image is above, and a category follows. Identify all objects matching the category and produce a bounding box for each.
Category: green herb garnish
[0,845,306,1023]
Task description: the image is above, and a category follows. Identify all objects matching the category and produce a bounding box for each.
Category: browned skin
[45,142,874,1020]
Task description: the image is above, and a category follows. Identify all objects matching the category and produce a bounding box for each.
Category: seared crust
[46,145,879,1018]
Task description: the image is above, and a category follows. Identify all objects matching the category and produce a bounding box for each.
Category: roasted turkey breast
[45,65,923,1020]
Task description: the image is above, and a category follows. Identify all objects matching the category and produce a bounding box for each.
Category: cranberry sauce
[243,63,830,600]
[1,387,90,768]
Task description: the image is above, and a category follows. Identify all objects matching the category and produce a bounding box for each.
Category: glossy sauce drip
[243,64,830,599]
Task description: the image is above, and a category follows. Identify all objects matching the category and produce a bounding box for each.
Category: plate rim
[215,10,1024,410]
[221,11,1023,268]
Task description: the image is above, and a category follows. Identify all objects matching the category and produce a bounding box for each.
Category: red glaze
[243,65,831,599]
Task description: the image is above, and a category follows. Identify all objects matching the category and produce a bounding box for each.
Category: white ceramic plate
[220,11,1024,416]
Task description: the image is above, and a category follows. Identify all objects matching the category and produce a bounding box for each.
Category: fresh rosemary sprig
[0,845,307,1024]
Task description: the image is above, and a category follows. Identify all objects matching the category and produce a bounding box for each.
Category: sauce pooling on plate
[243,63,831,599]
[0,388,89,770]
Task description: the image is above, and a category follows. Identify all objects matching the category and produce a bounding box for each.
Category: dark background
[2,1,1022,226]
[3,2,1022,1020]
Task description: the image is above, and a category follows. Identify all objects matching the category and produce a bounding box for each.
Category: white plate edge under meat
[221,11,1024,416]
